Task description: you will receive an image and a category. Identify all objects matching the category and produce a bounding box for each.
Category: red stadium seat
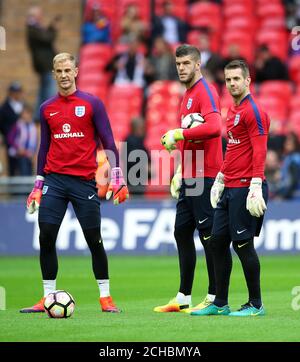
[225,16,256,33]
[257,95,288,121]
[290,95,300,113]
[188,2,222,32]
[259,17,286,30]
[257,3,285,18]
[289,56,300,84]
[259,81,293,104]
[106,85,143,142]
[80,44,113,64]
[223,4,253,18]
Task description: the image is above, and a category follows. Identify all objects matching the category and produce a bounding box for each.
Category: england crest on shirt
[234,114,240,126]
[75,106,85,117]
[187,98,193,110]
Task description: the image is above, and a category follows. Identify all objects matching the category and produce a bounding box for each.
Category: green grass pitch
[0,255,299,342]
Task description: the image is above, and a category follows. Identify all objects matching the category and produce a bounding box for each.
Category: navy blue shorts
[38,173,100,229]
[211,182,268,241]
[175,178,215,233]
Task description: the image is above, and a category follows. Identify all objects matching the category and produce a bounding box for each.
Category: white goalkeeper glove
[170,165,182,199]
[210,172,224,208]
[246,178,267,217]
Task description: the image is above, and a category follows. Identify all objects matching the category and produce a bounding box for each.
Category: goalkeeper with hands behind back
[191,59,270,317]
[20,52,129,314]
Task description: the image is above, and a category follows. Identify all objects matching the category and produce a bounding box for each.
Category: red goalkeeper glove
[27,177,44,214]
[106,167,129,205]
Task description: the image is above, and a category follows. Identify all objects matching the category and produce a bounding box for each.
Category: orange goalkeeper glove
[106,167,129,205]
[27,176,44,214]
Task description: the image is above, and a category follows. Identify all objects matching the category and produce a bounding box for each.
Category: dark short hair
[224,59,250,78]
[175,44,201,62]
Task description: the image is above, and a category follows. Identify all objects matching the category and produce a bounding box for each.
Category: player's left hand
[246,178,267,217]
[106,167,129,205]
[170,165,182,199]
[27,177,44,214]
[161,129,184,152]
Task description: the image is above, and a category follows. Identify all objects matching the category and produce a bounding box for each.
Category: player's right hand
[27,177,44,214]
[106,167,129,205]
[170,165,182,199]
[210,172,224,208]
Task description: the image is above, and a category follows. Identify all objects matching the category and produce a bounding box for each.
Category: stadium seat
[80,44,113,65]
[225,16,256,33]
[257,95,288,122]
[289,56,300,84]
[259,81,293,104]
[259,17,286,30]
[257,3,285,18]
[290,95,300,113]
[107,85,143,142]
[188,2,222,31]
[223,4,253,18]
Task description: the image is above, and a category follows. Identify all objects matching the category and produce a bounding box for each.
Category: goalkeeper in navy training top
[20,52,129,314]
[191,60,270,317]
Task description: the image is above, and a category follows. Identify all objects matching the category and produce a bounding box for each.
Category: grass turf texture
[0,255,299,342]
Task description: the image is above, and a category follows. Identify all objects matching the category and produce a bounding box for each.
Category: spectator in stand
[120,3,148,44]
[274,132,300,199]
[284,0,300,30]
[197,32,224,83]
[26,5,60,121]
[152,1,187,46]
[0,82,24,176]
[81,3,111,44]
[217,44,249,86]
[265,150,281,199]
[106,35,145,87]
[7,104,38,176]
[144,37,178,83]
[122,117,149,196]
[254,44,289,83]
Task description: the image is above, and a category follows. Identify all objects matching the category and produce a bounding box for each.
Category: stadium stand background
[0,0,300,198]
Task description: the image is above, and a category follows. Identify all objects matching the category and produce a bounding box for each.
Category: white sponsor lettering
[54,132,84,139]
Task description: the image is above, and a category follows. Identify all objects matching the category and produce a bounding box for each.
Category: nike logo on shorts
[203,235,211,241]
[236,229,247,234]
[199,218,208,224]
[237,242,248,248]
[50,112,59,116]
[88,194,95,200]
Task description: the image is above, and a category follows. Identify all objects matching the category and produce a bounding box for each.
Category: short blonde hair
[53,53,77,68]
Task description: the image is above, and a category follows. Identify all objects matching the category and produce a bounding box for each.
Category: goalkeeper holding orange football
[21,52,129,314]
[191,60,270,317]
